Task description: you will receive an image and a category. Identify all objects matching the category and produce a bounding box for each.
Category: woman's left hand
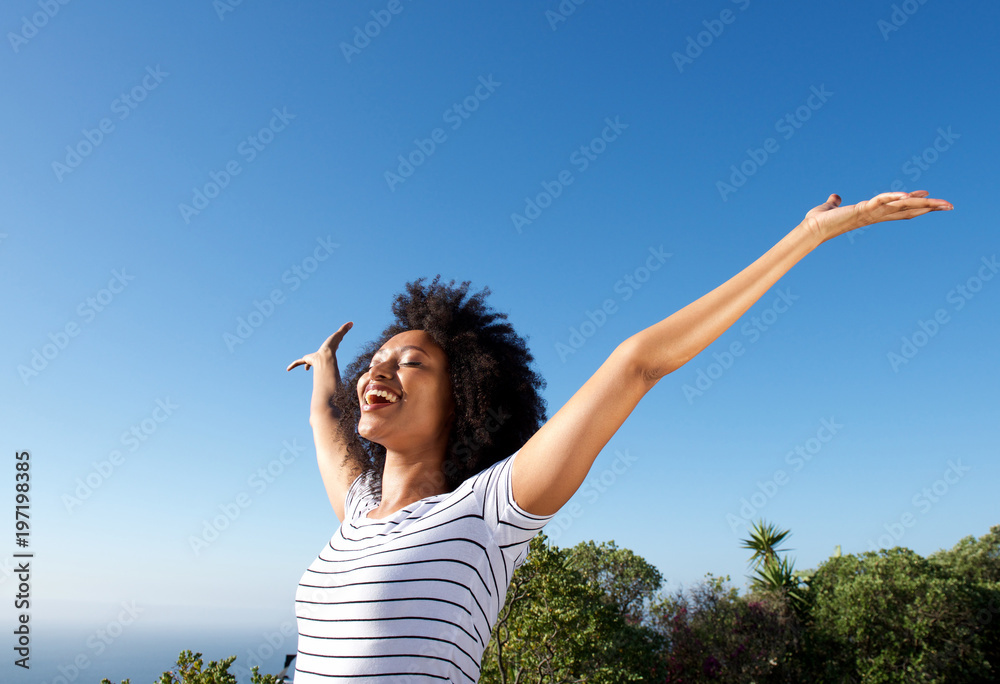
[802,190,953,245]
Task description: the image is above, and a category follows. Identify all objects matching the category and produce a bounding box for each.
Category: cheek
[441,384,456,414]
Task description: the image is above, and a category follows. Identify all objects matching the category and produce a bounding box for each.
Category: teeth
[365,389,399,405]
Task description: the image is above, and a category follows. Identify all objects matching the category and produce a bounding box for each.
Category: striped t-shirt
[294,450,554,682]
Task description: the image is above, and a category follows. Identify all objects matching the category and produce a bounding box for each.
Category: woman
[286,191,953,682]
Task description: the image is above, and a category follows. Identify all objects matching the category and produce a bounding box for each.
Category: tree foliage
[482,523,998,684]
[741,519,808,611]
[929,524,1000,585]
[803,547,997,683]
[649,574,804,683]
[564,538,664,625]
[480,534,664,683]
[101,649,282,684]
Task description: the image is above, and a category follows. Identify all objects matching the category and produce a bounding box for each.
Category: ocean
[5,626,298,684]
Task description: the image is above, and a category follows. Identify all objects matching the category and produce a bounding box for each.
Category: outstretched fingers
[287,357,313,372]
[862,192,953,224]
[804,189,953,244]
[874,190,947,208]
[287,322,353,372]
[320,321,354,352]
[860,192,909,214]
[878,205,944,222]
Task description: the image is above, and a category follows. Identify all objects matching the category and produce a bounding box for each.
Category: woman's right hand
[288,321,357,521]
[286,321,353,373]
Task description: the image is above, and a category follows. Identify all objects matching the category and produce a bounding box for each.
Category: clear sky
[2,0,998,681]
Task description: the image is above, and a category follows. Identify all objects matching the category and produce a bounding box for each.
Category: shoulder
[463,452,516,491]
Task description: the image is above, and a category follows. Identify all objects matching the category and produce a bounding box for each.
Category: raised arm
[510,191,953,516]
[287,322,361,522]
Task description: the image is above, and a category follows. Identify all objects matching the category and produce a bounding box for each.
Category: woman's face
[356,329,455,456]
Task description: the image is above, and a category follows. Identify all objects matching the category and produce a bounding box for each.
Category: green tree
[480,534,664,683]
[101,649,282,684]
[564,538,663,625]
[929,524,1000,585]
[928,525,1000,674]
[803,547,993,683]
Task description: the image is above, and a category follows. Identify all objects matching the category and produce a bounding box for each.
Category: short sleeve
[343,472,373,521]
[470,451,555,570]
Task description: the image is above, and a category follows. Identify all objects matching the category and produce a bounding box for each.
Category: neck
[373,447,449,517]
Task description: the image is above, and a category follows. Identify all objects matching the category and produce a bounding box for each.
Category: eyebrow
[371,345,429,361]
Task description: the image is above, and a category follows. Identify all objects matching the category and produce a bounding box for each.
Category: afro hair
[330,275,547,502]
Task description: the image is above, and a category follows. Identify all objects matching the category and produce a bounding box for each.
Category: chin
[357,422,386,446]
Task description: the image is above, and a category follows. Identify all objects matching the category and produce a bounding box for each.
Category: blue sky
[2,0,998,680]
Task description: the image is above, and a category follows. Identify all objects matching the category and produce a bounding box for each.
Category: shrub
[650,573,804,683]
[100,649,282,684]
[803,547,993,683]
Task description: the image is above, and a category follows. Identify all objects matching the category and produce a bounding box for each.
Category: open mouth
[364,388,400,406]
[362,398,397,412]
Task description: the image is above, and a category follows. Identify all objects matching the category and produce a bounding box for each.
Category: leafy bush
[480,534,664,684]
[929,525,1000,585]
[101,649,282,684]
[803,547,994,683]
[650,573,803,683]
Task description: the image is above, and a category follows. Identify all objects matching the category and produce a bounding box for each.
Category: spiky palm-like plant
[741,519,806,608]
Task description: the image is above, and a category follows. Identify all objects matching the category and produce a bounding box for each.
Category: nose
[368,357,395,379]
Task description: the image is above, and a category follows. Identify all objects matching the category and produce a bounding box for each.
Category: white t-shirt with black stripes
[294,451,554,682]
